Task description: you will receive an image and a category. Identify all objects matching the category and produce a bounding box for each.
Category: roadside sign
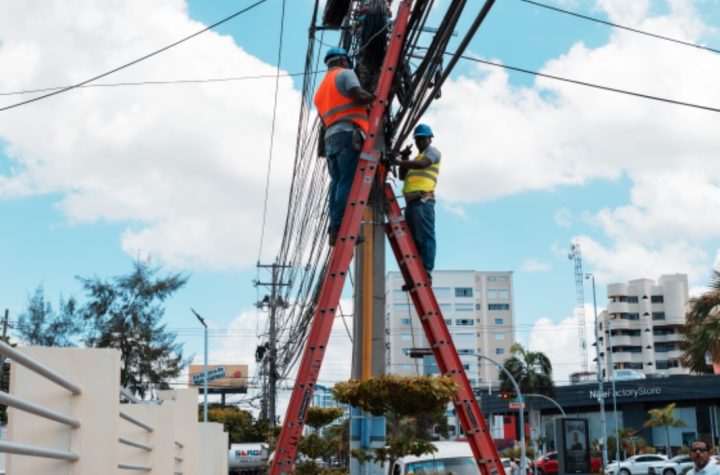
[509,402,526,409]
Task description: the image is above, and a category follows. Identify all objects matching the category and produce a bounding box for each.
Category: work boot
[401,281,414,292]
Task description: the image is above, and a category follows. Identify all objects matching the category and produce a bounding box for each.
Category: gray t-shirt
[325,68,362,139]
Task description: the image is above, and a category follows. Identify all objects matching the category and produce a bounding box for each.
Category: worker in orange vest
[314,47,375,246]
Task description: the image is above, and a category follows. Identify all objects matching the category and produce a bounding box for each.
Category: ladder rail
[384,185,505,475]
[269,3,413,473]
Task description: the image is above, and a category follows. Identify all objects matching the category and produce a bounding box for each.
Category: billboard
[188,364,248,391]
[557,418,591,474]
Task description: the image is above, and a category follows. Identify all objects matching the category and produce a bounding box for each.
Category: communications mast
[568,242,589,374]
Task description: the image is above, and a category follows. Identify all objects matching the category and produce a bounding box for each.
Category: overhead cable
[0,0,268,112]
[455,52,720,113]
[519,0,720,55]
[257,0,288,262]
[0,72,321,97]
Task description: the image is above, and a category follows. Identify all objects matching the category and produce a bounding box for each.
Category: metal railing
[118,387,154,472]
[0,340,81,462]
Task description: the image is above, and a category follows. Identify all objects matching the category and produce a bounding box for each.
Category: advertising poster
[561,418,591,473]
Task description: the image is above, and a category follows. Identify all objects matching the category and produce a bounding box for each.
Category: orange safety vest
[314,68,369,134]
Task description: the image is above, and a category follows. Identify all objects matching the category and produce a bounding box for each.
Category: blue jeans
[325,131,359,228]
[405,199,436,275]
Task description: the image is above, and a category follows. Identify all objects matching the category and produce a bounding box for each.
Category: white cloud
[522,259,550,272]
[0,0,300,270]
[440,201,470,221]
[528,304,599,384]
[554,207,572,228]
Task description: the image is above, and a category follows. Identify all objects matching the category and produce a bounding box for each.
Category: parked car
[648,455,692,475]
[649,455,720,475]
[530,451,602,475]
[606,454,669,475]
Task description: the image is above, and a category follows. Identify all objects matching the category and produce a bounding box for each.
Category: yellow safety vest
[402,150,440,194]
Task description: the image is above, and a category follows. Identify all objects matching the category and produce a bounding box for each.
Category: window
[445,319,452,326]
[487,276,497,282]
[402,348,411,355]
[392,290,406,299]
[498,276,508,282]
[401,318,411,325]
[434,287,451,298]
[455,287,473,297]
[455,303,474,312]
[489,303,510,311]
[439,303,452,313]
[652,312,665,321]
[651,295,664,303]
[457,349,475,355]
[393,303,412,315]
[495,332,505,341]
[454,333,475,341]
[496,348,505,355]
[401,333,411,341]
[498,289,510,299]
[487,290,498,299]
[628,296,639,303]
[462,364,471,370]
[455,319,474,326]
[475,303,481,310]
[494,318,504,325]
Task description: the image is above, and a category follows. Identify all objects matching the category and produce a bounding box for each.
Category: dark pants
[325,131,359,229]
[405,199,436,276]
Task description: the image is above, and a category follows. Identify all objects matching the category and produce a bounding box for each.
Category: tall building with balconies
[598,274,689,379]
[385,270,515,388]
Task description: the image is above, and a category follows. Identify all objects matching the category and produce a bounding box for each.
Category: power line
[0,0,269,112]
[0,71,321,97]
[451,52,720,113]
[257,0,288,263]
[519,0,720,56]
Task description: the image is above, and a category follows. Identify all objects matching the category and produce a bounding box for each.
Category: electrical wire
[454,52,720,114]
[0,0,269,112]
[0,71,323,97]
[519,0,720,55]
[257,0,288,262]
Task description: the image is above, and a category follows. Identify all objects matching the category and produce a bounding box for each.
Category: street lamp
[478,355,526,475]
[524,394,566,463]
[606,321,621,462]
[587,273,608,470]
[191,308,209,423]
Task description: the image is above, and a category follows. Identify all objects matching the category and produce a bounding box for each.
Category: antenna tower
[568,242,589,373]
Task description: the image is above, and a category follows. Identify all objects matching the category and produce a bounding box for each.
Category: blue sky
[1,0,720,392]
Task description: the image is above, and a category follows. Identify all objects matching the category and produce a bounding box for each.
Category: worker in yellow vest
[314,47,375,246]
[394,124,440,280]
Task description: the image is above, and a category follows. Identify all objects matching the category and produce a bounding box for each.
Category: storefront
[480,375,720,452]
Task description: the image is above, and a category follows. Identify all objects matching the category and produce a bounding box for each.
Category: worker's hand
[399,144,412,160]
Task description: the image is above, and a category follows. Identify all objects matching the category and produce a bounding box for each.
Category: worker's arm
[397,156,431,180]
[348,86,375,105]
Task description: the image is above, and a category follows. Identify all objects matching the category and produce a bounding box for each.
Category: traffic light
[499,392,515,400]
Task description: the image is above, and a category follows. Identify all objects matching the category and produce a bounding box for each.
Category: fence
[0,341,228,474]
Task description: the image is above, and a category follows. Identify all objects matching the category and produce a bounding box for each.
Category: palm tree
[500,343,554,396]
[642,403,687,456]
[679,269,720,373]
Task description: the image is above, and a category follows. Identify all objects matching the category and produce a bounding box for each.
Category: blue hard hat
[324,47,349,65]
[413,124,434,138]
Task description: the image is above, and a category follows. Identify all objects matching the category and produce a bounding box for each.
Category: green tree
[500,343,554,396]
[78,259,188,397]
[16,285,81,347]
[679,269,720,373]
[333,374,458,469]
[297,407,345,475]
[643,403,687,456]
[205,405,268,443]
[324,419,350,468]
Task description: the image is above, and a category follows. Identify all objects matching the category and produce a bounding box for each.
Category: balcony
[607,301,629,314]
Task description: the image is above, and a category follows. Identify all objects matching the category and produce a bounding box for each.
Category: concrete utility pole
[0,309,8,391]
[351,181,386,475]
[255,262,290,426]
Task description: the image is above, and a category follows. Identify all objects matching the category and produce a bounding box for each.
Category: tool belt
[403,190,435,204]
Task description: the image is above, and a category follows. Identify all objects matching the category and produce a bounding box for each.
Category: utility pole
[255,262,290,426]
[588,273,608,470]
[191,308,209,423]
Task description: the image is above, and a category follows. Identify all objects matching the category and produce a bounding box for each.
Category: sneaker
[401,282,414,291]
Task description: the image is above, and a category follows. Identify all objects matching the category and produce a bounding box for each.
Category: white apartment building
[385,270,515,388]
[598,274,690,379]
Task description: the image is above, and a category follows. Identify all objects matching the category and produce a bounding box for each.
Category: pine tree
[16,285,81,347]
[78,259,188,398]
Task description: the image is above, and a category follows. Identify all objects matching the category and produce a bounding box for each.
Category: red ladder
[269,0,503,473]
